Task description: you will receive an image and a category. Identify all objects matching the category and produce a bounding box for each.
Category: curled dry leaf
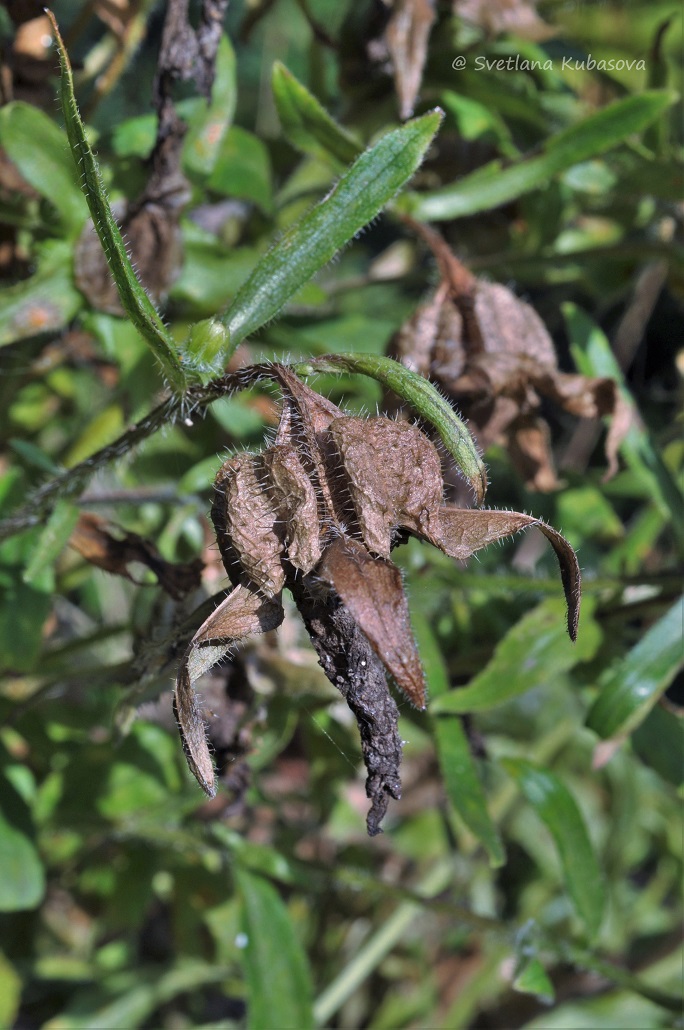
[175,362,580,832]
[391,225,629,490]
[70,512,202,600]
[175,584,284,796]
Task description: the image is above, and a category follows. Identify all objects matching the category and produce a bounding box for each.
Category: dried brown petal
[329,416,443,558]
[212,453,285,596]
[263,443,322,574]
[70,513,202,599]
[431,507,581,640]
[317,536,427,707]
[385,0,436,120]
[175,585,284,796]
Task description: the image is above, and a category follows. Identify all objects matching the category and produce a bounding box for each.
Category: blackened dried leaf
[291,576,403,836]
[317,535,427,707]
[329,416,443,558]
[432,507,581,639]
[212,453,285,596]
[385,0,436,120]
[70,513,202,599]
[175,584,284,796]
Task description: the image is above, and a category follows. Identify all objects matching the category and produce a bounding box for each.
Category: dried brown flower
[175,364,580,833]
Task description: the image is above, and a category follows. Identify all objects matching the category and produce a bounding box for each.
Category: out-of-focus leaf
[563,302,684,537]
[0,566,52,672]
[183,35,236,178]
[433,716,504,866]
[47,12,189,394]
[432,597,600,714]
[442,89,518,156]
[64,405,124,467]
[632,704,684,787]
[272,62,361,166]
[221,110,443,347]
[403,91,676,220]
[207,126,273,213]
[501,759,605,939]
[235,867,314,1030]
[586,597,683,741]
[0,771,45,911]
[44,961,230,1029]
[0,241,82,348]
[0,951,21,1028]
[0,101,87,232]
[22,499,79,586]
[513,956,555,1003]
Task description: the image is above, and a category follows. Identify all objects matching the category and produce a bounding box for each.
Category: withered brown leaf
[317,535,427,708]
[70,513,202,600]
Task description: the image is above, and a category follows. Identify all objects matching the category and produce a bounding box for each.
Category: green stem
[47,10,190,395]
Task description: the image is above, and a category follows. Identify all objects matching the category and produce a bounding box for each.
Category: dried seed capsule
[329,416,443,557]
[262,443,322,574]
[212,453,285,597]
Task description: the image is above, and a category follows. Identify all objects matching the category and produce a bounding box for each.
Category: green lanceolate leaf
[586,596,683,741]
[221,109,443,347]
[402,91,677,221]
[432,597,600,715]
[294,353,487,503]
[0,102,87,234]
[433,716,504,866]
[272,62,362,166]
[235,867,314,1030]
[46,12,189,395]
[501,759,605,940]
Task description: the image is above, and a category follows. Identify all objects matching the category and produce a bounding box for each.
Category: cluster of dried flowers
[174,363,580,834]
[390,222,629,492]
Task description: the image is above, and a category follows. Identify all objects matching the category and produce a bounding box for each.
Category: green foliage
[0,1,681,1027]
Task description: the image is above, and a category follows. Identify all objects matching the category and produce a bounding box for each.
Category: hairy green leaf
[221,110,443,346]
